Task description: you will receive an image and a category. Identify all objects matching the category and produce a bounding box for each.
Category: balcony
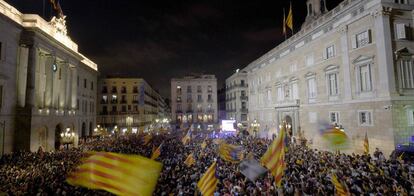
[111,100,118,104]
[121,89,127,94]
[120,100,127,104]
[111,89,117,93]
[100,100,108,104]
[100,111,108,115]
[207,99,214,103]
[240,108,248,113]
[186,99,193,103]
[176,109,183,113]
[240,96,248,101]
[186,109,193,113]
[197,99,203,103]
[226,109,236,113]
[206,109,215,113]
[101,89,108,94]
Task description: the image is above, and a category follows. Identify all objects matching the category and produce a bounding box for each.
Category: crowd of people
[0,129,413,195]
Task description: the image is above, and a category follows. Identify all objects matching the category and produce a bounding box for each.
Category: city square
[0,0,414,195]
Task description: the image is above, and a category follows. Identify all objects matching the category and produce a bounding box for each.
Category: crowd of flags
[66,122,378,195]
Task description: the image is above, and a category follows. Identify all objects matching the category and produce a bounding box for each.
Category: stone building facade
[225,70,249,127]
[0,0,98,154]
[239,0,414,155]
[171,75,218,128]
[97,78,169,133]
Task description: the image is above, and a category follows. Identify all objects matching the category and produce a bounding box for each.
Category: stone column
[338,25,353,101]
[17,45,29,107]
[24,45,37,108]
[71,67,78,110]
[44,56,54,108]
[372,6,396,98]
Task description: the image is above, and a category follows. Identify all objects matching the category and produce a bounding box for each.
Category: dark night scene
[0,0,414,195]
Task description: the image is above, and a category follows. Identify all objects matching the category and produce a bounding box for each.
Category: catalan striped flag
[197,161,218,196]
[184,153,196,167]
[282,8,287,36]
[218,143,244,163]
[182,130,191,145]
[67,152,162,196]
[201,140,207,150]
[151,143,163,160]
[260,124,286,188]
[331,173,348,196]
[143,134,152,146]
[286,2,293,31]
[364,132,369,154]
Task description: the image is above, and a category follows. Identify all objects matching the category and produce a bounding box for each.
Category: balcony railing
[226,97,236,101]
[176,109,183,113]
[240,96,248,100]
[111,100,118,104]
[240,108,248,113]
[197,99,203,103]
[226,109,236,113]
[186,109,193,113]
[207,99,214,103]
[100,100,108,104]
[120,100,127,104]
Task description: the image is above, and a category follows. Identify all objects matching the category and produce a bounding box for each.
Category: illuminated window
[358,111,373,126]
[176,86,182,94]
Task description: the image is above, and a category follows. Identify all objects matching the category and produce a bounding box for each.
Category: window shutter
[351,35,357,49]
[396,23,407,39]
[367,29,372,43]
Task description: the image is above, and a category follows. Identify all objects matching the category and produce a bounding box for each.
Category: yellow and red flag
[260,124,286,188]
[201,140,207,150]
[331,173,348,196]
[197,161,218,196]
[67,152,162,196]
[286,2,293,31]
[151,143,163,160]
[184,153,196,167]
[218,143,244,163]
[143,134,152,146]
[364,132,369,154]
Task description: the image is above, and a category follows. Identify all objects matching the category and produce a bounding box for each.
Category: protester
[0,131,413,195]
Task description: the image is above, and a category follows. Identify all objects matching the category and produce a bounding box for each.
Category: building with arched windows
[0,0,98,155]
[229,0,414,155]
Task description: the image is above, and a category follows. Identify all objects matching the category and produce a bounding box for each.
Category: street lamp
[251,119,260,137]
[126,116,133,134]
[60,127,75,149]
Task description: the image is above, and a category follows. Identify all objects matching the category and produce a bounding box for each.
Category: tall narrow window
[277,86,284,101]
[326,45,335,59]
[358,111,373,126]
[328,73,338,96]
[307,78,317,99]
[84,79,87,89]
[359,64,372,92]
[0,42,2,60]
[292,82,298,99]
[399,60,414,89]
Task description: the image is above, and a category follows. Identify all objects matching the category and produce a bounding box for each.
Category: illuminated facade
[225,70,249,127]
[97,78,169,133]
[0,0,98,154]
[171,75,218,126]
[236,0,414,155]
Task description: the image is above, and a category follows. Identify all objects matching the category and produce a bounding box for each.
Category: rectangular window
[177,96,182,102]
[208,94,212,101]
[359,64,372,92]
[176,86,182,94]
[91,82,94,90]
[84,79,87,88]
[267,89,271,101]
[307,78,317,99]
[358,111,373,126]
[355,30,371,48]
[121,105,126,112]
[197,86,202,93]
[77,99,79,110]
[306,54,314,66]
[133,95,138,103]
[396,23,408,40]
[407,109,414,126]
[326,45,335,59]
[399,60,414,89]
[329,112,340,124]
[187,86,192,93]
[112,106,117,112]
[290,63,297,72]
[0,42,2,60]
[77,76,79,87]
[328,73,338,96]
[277,86,284,101]
[241,90,246,97]
[292,82,298,99]
[197,95,202,102]
[208,85,212,93]
[241,80,245,86]
[133,86,138,93]
[121,86,127,94]
[394,0,408,4]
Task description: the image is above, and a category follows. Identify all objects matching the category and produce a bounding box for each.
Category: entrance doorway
[284,115,293,137]
[81,122,86,137]
[54,124,63,150]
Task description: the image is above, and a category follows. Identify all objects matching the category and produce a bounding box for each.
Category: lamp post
[60,127,75,149]
[251,119,260,138]
[126,116,133,134]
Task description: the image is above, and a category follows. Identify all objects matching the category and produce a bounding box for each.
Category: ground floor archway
[54,124,63,150]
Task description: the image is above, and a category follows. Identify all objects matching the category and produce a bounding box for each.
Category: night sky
[7,0,342,97]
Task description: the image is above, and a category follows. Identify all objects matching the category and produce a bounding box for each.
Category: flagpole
[283,8,287,40]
